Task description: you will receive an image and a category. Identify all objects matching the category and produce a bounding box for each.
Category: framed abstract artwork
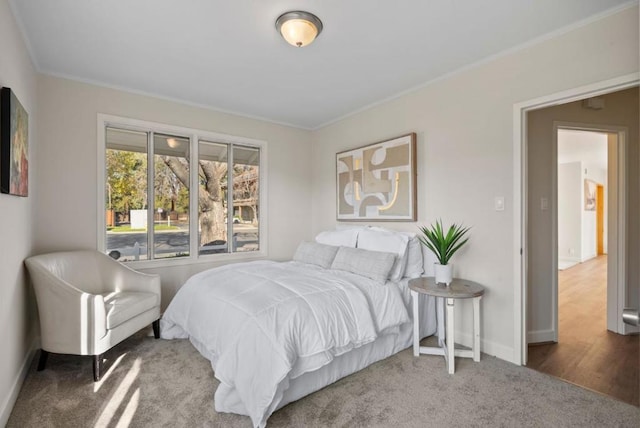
[1,87,29,196]
[336,133,416,221]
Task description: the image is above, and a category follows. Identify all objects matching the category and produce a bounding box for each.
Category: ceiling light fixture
[276,11,323,48]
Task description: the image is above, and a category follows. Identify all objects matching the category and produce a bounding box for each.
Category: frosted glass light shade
[276,11,323,47]
[281,19,317,47]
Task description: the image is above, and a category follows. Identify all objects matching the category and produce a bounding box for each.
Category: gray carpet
[8,330,639,427]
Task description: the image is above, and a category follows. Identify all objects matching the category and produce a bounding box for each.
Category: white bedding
[161,260,430,427]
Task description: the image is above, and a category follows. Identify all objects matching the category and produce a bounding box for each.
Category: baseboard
[0,338,38,427]
[456,331,515,364]
[527,329,556,343]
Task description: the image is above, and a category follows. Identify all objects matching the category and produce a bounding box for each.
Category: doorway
[526,116,628,344]
[513,76,638,364]
[516,82,639,405]
[526,128,638,405]
[556,129,608,273]
[555,127,614,339]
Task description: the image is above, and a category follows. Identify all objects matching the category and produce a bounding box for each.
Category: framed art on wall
[584,179,596,211]
[1,87,29,197]
[336,133,416,221]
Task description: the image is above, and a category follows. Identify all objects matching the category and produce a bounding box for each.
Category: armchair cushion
[103,291,160,330]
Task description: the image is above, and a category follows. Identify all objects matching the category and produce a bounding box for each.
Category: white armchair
[25,250,161,381]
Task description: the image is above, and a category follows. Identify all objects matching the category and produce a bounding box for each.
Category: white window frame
[97,114,268,268]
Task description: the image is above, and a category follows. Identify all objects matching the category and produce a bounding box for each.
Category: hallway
[527,256,639,406]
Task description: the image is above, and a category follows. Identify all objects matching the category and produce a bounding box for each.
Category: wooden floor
[527,256,639,406]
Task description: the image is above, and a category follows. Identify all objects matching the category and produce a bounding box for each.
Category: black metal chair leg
[93,354,102,382]
[153,319,160,339]
[37,350,49,371]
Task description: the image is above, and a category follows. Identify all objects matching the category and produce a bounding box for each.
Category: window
[99,115,265,265]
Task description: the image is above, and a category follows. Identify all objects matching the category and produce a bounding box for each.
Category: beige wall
[527,87,639,339]
[34,76,314,306]
[311,6,639,362]
[0,0,38,424]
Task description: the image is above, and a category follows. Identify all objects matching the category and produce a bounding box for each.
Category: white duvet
[161,260,410,427]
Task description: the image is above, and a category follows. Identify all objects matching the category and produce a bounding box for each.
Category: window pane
[102,118,264,263]
[198,141,229,255]
[233,146,259,253]
[153,134,190,259]
[105,127,148,261]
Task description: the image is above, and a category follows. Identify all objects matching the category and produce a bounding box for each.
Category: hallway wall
[558,161,583,264]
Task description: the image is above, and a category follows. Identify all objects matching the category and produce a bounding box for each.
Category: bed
[160,227,437,427]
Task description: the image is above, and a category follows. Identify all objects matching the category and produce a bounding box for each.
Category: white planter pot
[434,263,453,285]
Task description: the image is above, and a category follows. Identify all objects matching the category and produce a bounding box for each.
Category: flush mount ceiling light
[276,11,323,47]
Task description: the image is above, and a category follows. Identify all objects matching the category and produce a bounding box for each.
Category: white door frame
[512,72,639,365]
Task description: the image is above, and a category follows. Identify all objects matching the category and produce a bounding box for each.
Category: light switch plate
[494,196,505,211]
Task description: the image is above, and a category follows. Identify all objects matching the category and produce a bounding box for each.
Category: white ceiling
[9,0,634,129]
[558,129,608,171]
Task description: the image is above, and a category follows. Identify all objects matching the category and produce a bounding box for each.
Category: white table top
[408,277,485,299]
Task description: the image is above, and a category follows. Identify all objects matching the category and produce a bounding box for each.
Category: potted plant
[418,219,470,285]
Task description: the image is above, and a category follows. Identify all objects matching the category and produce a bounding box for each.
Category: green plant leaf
[417,219,470,265]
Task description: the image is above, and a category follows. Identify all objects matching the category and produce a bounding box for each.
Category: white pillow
[293,241,339,269]
[315,229,359,247]
[368,226,424,278]
[357,229,409,281]
[331,246,396,284]
[403,236,424,278]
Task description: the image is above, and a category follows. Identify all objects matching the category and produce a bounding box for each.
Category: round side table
[409,277,485,374]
